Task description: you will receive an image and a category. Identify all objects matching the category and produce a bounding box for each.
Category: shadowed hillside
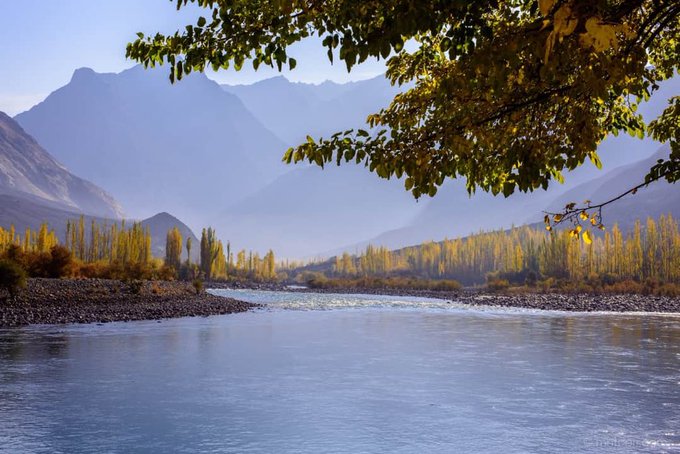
[0,112,123,219]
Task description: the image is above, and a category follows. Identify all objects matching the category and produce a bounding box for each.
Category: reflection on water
[0,290,679,453]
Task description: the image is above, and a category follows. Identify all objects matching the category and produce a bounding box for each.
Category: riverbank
[324,288,680,312]
[214,281,680,313]
[0,279,257,327]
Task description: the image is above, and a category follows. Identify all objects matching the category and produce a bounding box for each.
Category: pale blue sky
[0,0,386,115]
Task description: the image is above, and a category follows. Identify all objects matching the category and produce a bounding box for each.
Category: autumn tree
[165,227,183,271]
[200,227,221,280]
[128,0,678,213]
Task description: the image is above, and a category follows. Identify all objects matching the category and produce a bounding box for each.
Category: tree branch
[543,167,676,229]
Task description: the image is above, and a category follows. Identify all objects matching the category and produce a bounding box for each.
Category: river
[0,289,678,453]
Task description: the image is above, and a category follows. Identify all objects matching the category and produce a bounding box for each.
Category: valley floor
[0,279,256,327]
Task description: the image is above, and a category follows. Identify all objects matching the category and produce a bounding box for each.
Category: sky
[0,0,386,116]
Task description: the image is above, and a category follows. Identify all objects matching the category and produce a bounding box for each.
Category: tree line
[0,216,277,283]
[164,227,276,281]
[329,214,680,287]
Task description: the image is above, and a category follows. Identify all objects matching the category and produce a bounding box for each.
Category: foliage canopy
[128,0,679,200]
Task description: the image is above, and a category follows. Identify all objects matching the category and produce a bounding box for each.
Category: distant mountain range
[222,76,402,145]
[15,66,288,229]
[220,75,679,257]
[9,67,679,259]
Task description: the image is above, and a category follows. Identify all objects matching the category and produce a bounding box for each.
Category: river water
[0,289,679,453]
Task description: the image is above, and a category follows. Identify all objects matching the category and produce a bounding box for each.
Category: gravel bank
[0,278,257,327]
[219,282,680,313]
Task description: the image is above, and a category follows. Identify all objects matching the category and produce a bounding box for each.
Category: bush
[180,263,201,281]
[24,252,51,277]
[3,245,26,269]
[156,264,177,281]
[46,245,73,278]
[487,278,510,292]
[0,260,27,298]
[540,277,556,292]
[192,278,204,295]
[430,279,462,291]
[525,270,538,287]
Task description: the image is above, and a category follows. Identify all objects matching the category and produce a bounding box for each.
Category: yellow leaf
[517,68,525,84]
[553,214,563,222]
[544,5,578,63]
[539,0,556,17]
[553,5,578,38]
[590,218,597,226]
[583,230,592,245]
[579,211,588,221]
[580,16,618,52]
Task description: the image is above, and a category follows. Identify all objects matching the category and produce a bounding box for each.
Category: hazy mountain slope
[218,75,678,257]
[0,112,123,219]
[141,212,199,262]
[215,165,422,258]
[222,75,401,145]
[0,194,112,244]
[0,195,198,260]
[15,66,289,228]
[212,76,419,256]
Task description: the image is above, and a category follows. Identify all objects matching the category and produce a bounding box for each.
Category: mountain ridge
[15,65,290,230]
[0,111,123,219]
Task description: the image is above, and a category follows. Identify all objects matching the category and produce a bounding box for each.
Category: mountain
[15,66,289,229]
[0,109,199,260]
[215,165,421,258]
[0,111,123,219]
[141,212,199,262]
[222,75,402,145]
[14,69,677,259]
[0,194,199,261]
[219,76,678,257]
[0,194,109,243]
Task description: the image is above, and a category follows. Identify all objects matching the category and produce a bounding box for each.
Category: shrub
[156,265,177,281]
[47,245,74,278]
[487,278,510,292]
[540,277,555,292]
[24,252,51,277]
[429,279,462,291]
[0,260,27,299]
[180,263,201,281]
[524,270,538,287]
[192,278,204,295]
[77,261,113,279]
[3,245,26,269]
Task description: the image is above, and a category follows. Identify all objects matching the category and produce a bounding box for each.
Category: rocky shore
[217,282,680,313]
[0,278,257,328]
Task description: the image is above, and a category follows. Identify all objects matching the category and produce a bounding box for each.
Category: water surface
[0,290,678,453]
